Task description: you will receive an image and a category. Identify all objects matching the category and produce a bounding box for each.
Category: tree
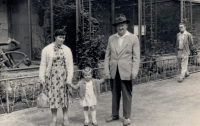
[76,11,106,69]
[37,0,76,58]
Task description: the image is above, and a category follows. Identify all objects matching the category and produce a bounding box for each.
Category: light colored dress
[45,46,71,109]
[80,80,97,107]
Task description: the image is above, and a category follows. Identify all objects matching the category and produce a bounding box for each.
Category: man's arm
[132,35,140,79]
[104,37,111,79]
[188,33,196,53]
[175,34,178,55]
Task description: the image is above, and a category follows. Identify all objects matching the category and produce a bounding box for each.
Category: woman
[39,29,74,126]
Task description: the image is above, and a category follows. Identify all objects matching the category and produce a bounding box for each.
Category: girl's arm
[99,78,105,84]
[68,83,79,90]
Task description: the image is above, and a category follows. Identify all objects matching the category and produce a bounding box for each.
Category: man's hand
[131,75,137,80]
[104,74,111,80]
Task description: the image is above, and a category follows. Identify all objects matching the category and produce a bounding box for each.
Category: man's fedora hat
[113,14,130,26]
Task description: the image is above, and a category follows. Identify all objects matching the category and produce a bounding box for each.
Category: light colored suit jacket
[104,32,140,80]
[175,30,194,57]
[39,43,74,84]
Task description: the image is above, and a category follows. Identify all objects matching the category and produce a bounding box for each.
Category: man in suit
[104,14,140,126]
[175,23,195,83]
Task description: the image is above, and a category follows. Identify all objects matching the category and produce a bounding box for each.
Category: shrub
[76,11,106,70]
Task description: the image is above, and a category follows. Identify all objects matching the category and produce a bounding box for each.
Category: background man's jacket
[175,31,195,57]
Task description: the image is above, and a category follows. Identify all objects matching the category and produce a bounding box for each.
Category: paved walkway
[0,72,200,126]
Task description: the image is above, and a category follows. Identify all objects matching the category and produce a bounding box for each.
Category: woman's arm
[68,82,79,90]
[39,48,47,83]
[66,48,74,84]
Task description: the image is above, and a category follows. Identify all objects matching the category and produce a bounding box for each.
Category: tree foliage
[76,11,106,69]
[37,0,76,58]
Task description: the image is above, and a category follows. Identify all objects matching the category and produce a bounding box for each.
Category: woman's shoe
[178,78,184,83]
[92,122,98,126]
[49,121,56,126]
[84,122,89,126]
[185,73,190,78]
[62,119,69,126]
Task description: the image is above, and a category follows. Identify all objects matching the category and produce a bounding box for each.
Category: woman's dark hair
[179,22,186,27]
[54,29,67,38]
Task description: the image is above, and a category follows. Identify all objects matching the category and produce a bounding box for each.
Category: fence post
[105,80,108,92]
[163,61,166,79]
[180,0,183,22]
[50,0,54,42]
[6,80,10,113]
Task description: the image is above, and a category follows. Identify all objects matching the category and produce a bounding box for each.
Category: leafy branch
[76,11,106,69]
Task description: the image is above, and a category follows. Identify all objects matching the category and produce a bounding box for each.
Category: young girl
[68,67,105,126]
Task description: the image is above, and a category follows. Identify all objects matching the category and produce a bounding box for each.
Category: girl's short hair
[82,67,93,75]
[54,29,66,38]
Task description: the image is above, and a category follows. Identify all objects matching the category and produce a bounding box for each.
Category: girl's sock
[91,110,97,123]
[84,111,89,123]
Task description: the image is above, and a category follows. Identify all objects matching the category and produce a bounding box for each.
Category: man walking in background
[175,23,195,83]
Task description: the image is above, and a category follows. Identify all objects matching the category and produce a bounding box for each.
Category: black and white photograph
[0,0,200,126]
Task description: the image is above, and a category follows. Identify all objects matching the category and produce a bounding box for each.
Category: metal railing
[136,55,200,83]
[0,55,200,114]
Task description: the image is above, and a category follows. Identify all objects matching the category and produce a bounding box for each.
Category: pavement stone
[0,72,200,126]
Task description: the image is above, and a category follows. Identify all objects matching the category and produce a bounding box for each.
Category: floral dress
[45,46,71,109]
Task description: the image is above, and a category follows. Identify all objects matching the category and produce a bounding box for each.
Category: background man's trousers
[177,56,189,79]
[110,69,132,118]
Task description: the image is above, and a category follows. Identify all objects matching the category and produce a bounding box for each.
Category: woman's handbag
[37,81,49,108]
[37,92,49,108]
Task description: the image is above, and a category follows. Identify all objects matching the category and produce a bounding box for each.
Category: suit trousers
[110,69,132,118]
[177,56,189,79]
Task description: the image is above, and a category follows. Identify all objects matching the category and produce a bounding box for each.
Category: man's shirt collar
[180,30,187,35]
[114,31,130,38]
